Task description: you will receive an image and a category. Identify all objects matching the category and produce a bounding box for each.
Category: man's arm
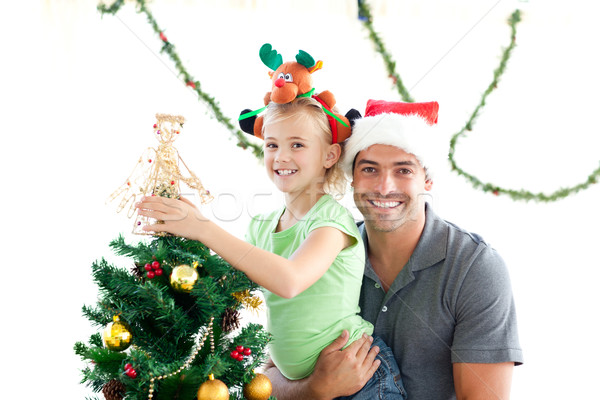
[263,331,381,400]
[453,362,514,399]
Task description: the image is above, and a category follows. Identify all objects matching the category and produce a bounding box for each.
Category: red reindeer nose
[274,78,285,88]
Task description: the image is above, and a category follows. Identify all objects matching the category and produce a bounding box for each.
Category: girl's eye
[265,143,277,149]
[292,142,303,148]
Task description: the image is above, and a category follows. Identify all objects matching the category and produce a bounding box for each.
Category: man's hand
[263,331,380,400]
[306,330,381,399]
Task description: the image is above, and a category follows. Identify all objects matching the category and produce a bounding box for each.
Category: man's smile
[369,200,402,209]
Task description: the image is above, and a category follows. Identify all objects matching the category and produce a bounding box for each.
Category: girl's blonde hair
[262,97,347,198]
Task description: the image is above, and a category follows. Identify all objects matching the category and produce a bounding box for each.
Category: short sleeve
[450,245,523,365]
[245,216,258,246]
[306,199,362,248]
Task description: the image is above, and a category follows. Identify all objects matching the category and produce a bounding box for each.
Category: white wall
[2,0,599,398]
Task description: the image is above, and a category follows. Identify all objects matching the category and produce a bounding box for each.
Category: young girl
[136,97,405,399]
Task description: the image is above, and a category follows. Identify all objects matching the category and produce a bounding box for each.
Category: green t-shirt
[246,195,373,380]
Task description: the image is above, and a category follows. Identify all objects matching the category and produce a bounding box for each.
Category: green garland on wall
[358,2,600,201]
[98,0,263,159]
[98,0,599,201]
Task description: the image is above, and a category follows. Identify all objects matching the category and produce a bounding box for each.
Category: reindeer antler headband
[239,43,356,144]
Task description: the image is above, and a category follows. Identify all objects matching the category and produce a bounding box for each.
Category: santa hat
[341,99,441,178]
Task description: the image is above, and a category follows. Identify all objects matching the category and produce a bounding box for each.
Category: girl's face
[263,114,336,198]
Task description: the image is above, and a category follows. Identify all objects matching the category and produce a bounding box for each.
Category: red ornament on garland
[159,32,168,42]
[186,81,196,89]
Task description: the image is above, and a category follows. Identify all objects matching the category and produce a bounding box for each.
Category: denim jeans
[336,336,406,400]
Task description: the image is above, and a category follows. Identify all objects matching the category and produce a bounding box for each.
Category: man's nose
[374,172,396,195]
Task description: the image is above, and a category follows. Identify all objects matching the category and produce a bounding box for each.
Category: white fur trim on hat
[341,113,442,179]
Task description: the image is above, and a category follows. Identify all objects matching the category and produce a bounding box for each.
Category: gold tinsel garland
[147,317,215,399]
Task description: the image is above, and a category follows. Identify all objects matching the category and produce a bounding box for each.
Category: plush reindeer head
[260,43,323,104]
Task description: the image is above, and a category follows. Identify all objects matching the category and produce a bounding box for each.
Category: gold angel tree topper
[108,113,213,234]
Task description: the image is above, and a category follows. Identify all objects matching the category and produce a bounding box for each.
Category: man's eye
[362,167,376,173]
[398,168,412,175]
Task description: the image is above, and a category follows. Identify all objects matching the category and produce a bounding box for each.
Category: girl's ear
[324,143,341,168]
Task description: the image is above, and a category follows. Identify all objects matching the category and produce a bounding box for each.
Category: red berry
[243,348,252,356]
[236,354,244,361]
[151,261,161,270]
[153,124,157,129]
[236,345,244,353]
[144,263,152,271]
[126,368,137,378]
[230,350,239,359]
[155,268,163,276]
[147,271,155,279]
[124,363,132,371]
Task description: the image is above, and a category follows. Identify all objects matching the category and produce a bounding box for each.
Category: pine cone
[131,263,145,280]
[102,379,125,400]
[221,308,240,332]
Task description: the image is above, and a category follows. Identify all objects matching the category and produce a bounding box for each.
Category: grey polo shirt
[358,203,523,399]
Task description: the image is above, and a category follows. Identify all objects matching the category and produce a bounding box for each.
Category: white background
[2,0,599,398]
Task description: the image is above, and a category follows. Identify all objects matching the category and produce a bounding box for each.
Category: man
[264,100,523,399]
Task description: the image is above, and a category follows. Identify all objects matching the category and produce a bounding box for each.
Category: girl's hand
[135,196,206,241]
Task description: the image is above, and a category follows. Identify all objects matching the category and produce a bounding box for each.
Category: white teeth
[276,169,297,176]
[372,200,401,208]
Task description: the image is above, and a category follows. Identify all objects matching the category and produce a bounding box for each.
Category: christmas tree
[74,114,274,400]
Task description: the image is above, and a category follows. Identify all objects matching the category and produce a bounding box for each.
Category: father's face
[352,144,432,232]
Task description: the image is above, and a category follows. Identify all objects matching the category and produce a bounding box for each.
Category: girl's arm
[136,196,351,298]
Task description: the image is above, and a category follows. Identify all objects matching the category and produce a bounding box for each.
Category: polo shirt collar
[409,202,448,271]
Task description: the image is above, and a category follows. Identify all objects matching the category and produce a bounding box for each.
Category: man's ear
[325,143,341,168]
[424,179,433,191]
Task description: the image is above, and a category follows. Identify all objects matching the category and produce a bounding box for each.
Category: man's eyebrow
[356,159,417,167]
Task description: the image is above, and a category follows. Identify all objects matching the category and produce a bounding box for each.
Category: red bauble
[144,263,152,271]
[151,261,161,270]
[243,348,252,356]
[236,345,244,353]
[155,268,163,276]
[125,368,137,378]
[147,271,155,279]
[236,354,244,361]
[124,363,132,371]
[230,350,239,359]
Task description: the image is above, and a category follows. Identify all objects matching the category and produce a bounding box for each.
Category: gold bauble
[170,264,199,293]
[197,374,229,400]
[243,373,272,400]
[103,315,133,352]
